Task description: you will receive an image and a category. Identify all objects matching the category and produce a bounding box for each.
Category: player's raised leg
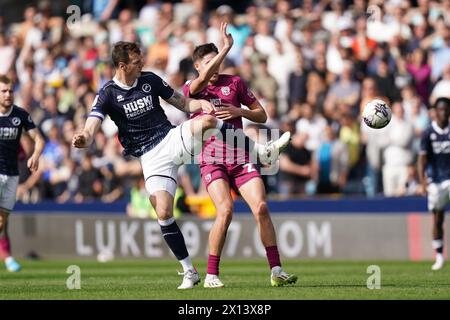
[204,178,233,288]
[187,115,291,164]
[238,177,297,286]
[150,190,200,289]
[0,212,21,272]
[431,209,445,270]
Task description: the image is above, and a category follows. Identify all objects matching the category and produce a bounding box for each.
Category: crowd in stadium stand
[0,0,449,212]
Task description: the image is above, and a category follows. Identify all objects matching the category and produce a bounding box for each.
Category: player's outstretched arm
[189,22,233,95]
[72,117,102,149]
[24,128,45,172]
[216,101,267,123]
[166,91,215,114]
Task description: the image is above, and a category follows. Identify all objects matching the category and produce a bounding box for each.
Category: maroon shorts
[200,162,261,192]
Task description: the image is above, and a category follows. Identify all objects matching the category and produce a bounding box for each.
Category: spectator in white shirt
[382,102,415,196]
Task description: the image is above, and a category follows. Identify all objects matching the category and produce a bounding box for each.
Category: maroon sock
[0,235,11,259]
[265,246,281,269]
[207,254,220,275]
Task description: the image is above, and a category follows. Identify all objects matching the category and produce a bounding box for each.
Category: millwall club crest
[12,117,21,126]
[221,86,230,96]
[142,83,151,93]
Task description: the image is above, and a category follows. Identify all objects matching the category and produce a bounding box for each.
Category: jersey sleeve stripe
[88,112,105,120]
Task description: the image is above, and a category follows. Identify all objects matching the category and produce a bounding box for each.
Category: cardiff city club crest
[221,86,230,96]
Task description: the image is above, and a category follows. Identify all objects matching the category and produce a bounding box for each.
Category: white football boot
[270,266,298,287]
[5,257,21,272]
[177,269,201,289]
[431,254,445,271]
[204,274,225,288]
[259,131,291,165]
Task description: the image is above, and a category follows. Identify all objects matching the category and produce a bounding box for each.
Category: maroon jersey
[182,74,257,166]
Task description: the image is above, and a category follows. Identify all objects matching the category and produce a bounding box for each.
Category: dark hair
[0,75,11,85]
[380,55,390,64]
[192,43,218,62]
[111,41,141,68]
[434,97,450,108]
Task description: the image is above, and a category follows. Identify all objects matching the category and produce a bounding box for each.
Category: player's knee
[155,209,173,221]
[254,201,269,219]
[216,205,233,224]
[200,115,217,129]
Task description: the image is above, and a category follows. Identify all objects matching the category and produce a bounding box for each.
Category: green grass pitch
[0,259,449,300]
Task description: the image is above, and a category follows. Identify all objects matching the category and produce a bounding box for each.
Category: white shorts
[0,175,19,212]
[140,120,198,197]
[427,180,450,211]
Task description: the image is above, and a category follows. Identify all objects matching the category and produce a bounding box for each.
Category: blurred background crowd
[0,0,449,217]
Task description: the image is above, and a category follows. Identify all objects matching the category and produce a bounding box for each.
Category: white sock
[254,142,263,154]
[5,256,13,264]
[179,256,194,273]
[215,118,224,130]
[158,217,176,226]
[432,239,443,249]
[271,266,282,274]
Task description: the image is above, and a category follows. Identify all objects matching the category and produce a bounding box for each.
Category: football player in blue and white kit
[0,75,45,272]
[418,97,450,271]
[72,41,290,289]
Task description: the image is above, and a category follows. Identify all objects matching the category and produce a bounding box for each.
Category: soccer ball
[362,99,392,129]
